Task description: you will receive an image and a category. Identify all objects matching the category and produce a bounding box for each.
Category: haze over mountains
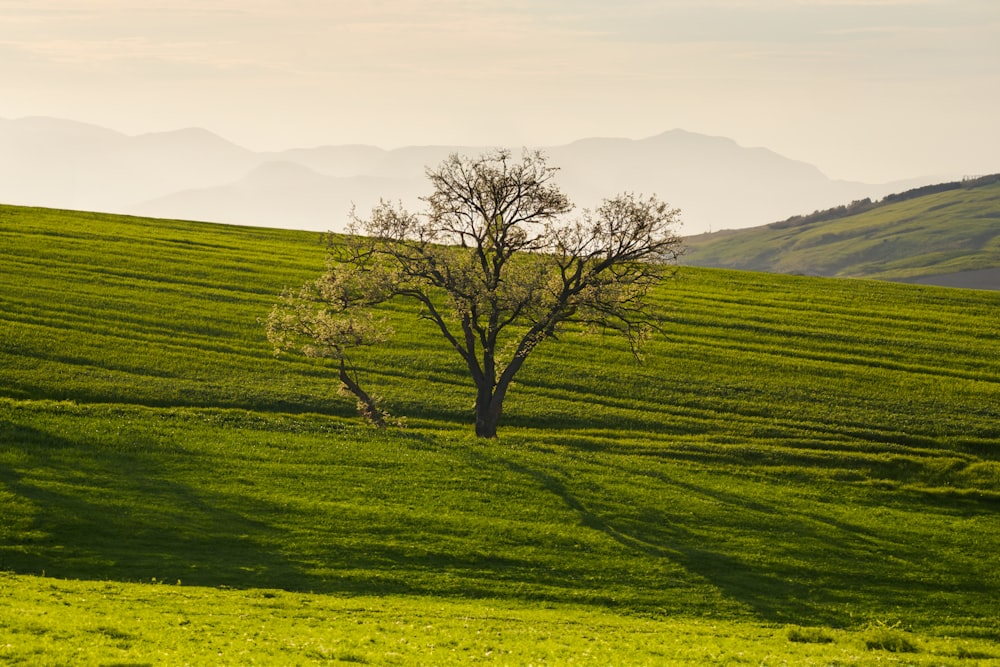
[0,116,936,235]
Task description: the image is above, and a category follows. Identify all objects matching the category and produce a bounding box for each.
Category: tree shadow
[3,416,996,636]
[487,449,997,629]
[0,421,626,602]
[0,422,311,590]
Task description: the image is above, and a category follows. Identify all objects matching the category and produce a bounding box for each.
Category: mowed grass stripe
[657,281,999,377]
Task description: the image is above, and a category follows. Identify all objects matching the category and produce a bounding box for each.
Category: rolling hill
[1,204,999,663]
[683,175,1000,290]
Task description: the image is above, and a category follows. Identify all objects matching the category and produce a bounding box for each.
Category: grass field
[683,179,1000,285]
[2,203,1000,664]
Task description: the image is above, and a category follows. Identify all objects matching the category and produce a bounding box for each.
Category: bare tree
[278,149,683,437]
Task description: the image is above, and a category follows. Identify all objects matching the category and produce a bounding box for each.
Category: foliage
[770,173,1000,231]
[768,174,1000,229]
[336,149,683,436]
[266,264,393,426]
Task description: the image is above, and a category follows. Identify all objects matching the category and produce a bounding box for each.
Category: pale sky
[1,0,998,182]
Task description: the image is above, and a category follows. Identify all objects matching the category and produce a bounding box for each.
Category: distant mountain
[544,130,923,232]
[0,117,258,213]
[1,116,936,234]
[135,161,416,230]
[263,145,388,178]
[682,176,1000,290]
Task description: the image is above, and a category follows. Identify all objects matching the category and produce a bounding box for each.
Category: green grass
[2,203,1000,663]
[683,179,1000,282]
[4,574,998,666]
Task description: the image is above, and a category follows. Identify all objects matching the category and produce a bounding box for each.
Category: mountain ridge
[1,116,938,234]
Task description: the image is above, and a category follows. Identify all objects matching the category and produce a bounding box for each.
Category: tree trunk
[339,358,386,428]
[474,387,502,439]
[472,352,527,438]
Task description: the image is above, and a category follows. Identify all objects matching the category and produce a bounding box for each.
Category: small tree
[279,149,683,437]
[265,261,392,427]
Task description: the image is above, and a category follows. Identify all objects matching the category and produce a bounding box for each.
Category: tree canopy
[269,149,684,437]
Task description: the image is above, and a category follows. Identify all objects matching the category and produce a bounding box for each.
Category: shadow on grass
[0,422,313,591]
[0,421,624,603]
[487,449,999,632]
[2,417,997,639]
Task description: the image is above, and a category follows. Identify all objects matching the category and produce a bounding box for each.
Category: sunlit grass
[2,204,1000,663]
[4,573,999,666]
[684,179,1000,280]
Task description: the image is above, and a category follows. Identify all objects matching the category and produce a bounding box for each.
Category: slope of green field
[2,204,1000,664]
[683,180,1000,287]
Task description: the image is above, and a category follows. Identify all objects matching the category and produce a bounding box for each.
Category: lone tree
[272,149,683,438]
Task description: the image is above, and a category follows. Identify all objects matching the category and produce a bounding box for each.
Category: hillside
[683,176,1000,289]
[2,204,1000,663]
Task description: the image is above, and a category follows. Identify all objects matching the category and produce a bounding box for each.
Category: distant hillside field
[1,204,999,664]
[683,176,1000,289]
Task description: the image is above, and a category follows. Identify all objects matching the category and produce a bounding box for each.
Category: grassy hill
[2,204,1000,664]
[683,176,1000,289]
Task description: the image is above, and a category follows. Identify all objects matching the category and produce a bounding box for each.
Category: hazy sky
[2,0,998,182]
